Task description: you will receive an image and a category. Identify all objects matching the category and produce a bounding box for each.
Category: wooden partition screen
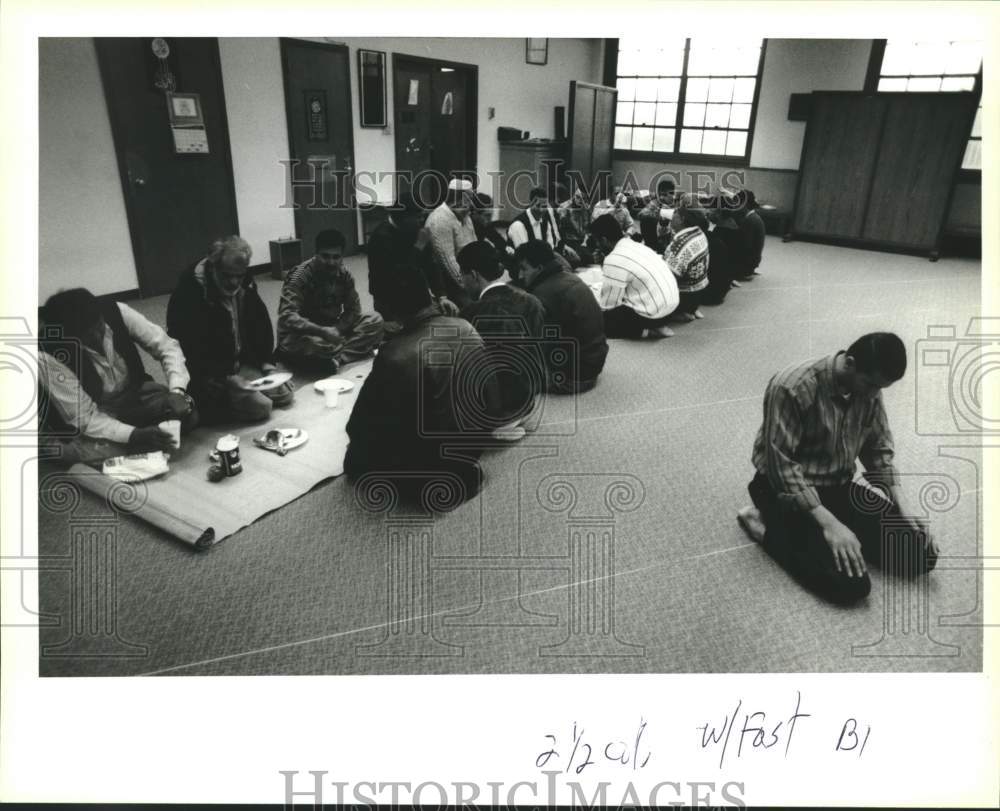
[568,80,617,196]
[792,91,977,258]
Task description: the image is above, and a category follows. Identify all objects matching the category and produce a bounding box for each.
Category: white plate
[244,371,293,391]
[313,377,355,394]
[273,427,308,451]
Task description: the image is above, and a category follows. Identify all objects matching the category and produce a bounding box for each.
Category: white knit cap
[447,178,473,192]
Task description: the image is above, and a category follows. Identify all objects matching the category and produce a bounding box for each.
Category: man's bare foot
[737,506,766,543]
[644,325,674,338]
[693,308,705,319]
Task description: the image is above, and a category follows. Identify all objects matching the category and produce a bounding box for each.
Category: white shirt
[507,206,562,249]
[425,202,476,282]
[38,302,190,444]
[599,236,679,319]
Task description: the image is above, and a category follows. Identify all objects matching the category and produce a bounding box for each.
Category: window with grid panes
[875,39,982,171]
[614,38,764,161]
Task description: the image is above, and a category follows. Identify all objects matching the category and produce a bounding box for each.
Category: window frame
[606,38,767,167]
[865,38,982,181]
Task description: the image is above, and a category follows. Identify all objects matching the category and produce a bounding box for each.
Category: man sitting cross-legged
[38,287,197,464]
[588,213,679,339]
[277,228,384,374]
[344,269,500,509]
[459,240,546,442]
[513,240,608,395]
[737,332,939,605]
[168,235,294,424]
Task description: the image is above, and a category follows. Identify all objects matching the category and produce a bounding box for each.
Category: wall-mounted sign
[305,90,329,141]
[171,126,209,154]
[166,92,204,127]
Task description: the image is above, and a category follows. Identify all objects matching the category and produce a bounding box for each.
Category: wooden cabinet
[792,92,977,257]
[496,139,566,221]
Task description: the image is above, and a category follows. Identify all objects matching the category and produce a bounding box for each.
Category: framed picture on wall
[358,49,387,128]
[526,38,548,65]
[165,92,204,127]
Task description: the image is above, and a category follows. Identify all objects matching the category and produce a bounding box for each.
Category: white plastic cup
[323,388,339,408]
[159,419,181,450]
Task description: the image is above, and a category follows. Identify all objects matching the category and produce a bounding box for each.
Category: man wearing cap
[425,179,477,309]
[588,214,679,339]
[277,228,384,374]
[507,186,581,268]
[459,240,546,441]
[367,192,459,332]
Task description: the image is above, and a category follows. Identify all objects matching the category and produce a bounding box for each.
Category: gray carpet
[37,237,984,675]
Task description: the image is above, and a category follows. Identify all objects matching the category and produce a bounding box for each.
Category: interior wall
[329,36,604,203]
[750,39,872,170]
[38,38,140,300]
[217,38,296,265]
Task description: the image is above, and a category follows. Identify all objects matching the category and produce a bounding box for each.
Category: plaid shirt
[278,256,360,343]
[751,352,898,511]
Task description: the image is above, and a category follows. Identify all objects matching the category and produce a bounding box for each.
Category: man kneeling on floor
[589,213,679,339]
[277,228,384,374]
[38,288,197,464]
[344,270,499,508]
[738,332,938,604]
[459,240,546,441]
[168,235,294,423]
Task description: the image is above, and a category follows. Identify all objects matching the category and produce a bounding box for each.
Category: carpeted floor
[37,237,984,675]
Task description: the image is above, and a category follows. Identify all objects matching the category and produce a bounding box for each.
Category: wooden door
[862,94,977,249]
[568,81,617,198]
[281,39,357,256]
[95,38,239,296]
[793,94,887,239]
[394,55,477,198]
[393,59,434,197]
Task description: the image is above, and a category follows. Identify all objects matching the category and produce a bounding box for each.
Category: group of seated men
[36,177,939,608]
[36,178,766,479]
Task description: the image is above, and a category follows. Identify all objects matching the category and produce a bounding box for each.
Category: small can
[216,434,243,476]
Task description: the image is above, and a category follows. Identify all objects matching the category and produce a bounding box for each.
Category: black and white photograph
[2,0,998,807]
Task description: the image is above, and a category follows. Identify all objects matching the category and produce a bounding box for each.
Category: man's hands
[414,227,431,252]
[165,390,194,417]
[891,485,940,557]
[128,425,174,453]
[811,505,867,578]
[562,245,580,264]
[436,296,460,316]
[321,326,344,347]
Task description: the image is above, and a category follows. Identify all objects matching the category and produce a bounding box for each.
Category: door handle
[133,177,146,187]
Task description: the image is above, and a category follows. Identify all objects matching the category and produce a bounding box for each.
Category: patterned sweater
[664,225,710,293]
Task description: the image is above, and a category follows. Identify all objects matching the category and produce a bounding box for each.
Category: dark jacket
[344,311,499,478]
[703,225,741,305]
[38,300,152,434]
[367,220,445,320]
[462,284,545,422]
[522,259,608,391]
[166,261,275,388]
[738,209,766,275]
[474,220,515,271]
